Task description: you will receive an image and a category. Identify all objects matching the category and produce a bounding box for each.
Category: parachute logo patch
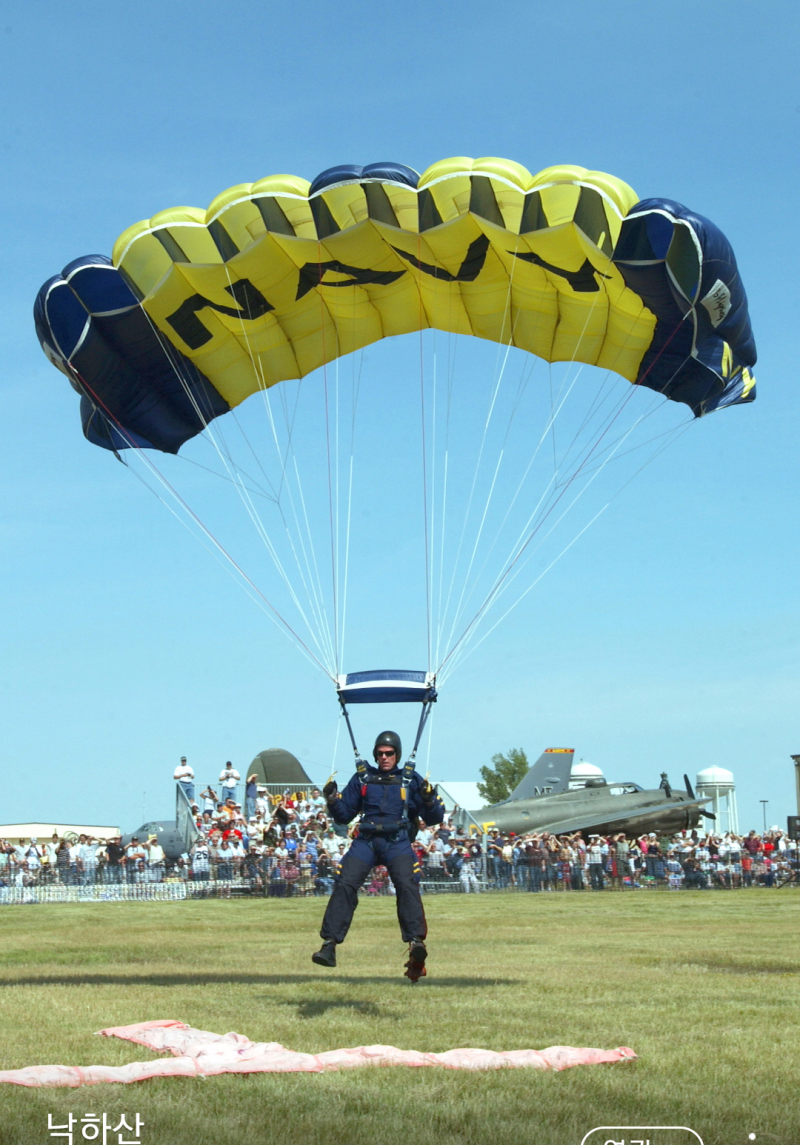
[700,279,732,327]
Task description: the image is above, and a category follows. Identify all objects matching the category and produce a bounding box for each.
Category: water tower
[570,759,605,790]
[695,765,739,834]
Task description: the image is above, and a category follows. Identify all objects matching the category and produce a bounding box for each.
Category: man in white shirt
[322,829,341,860]
[219,762,240,803]
[45,834,60,868]
[174,756,195,803]
[79,836,98,886]
[588,836,604,890]
[24,839,42,883]
[191,839,211,881]
[416,825,432,849]
[124,837,146,883]
[147,837,166,882]
[459,851,480,893]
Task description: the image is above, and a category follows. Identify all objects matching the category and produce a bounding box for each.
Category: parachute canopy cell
[34,157,756,454]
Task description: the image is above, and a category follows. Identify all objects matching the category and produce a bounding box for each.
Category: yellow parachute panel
[111,157,657,409]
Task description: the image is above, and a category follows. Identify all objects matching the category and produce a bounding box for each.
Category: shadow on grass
[685,959,799,976]
[292,998,384,1019]
[0,973,517,989]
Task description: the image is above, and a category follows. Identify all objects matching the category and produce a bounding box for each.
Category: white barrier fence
[0,882,187,905]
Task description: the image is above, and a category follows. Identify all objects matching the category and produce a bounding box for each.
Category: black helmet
[373,730,402,762]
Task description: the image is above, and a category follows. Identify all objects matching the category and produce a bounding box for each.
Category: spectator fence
[2,854,798,904]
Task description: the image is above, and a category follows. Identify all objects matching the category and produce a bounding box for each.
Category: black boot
[312,940,337,967]
[404,939,427,982]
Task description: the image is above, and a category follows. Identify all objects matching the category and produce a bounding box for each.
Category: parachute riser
[337,694,365,768]
[335,669,437,774]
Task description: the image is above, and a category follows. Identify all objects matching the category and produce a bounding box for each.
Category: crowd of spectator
[469,826,799,890]
[2,777,797,895]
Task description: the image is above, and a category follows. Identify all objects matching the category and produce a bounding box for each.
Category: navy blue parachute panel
[34,257,229,454]
[309,162,420,196]
[613,199,756,417]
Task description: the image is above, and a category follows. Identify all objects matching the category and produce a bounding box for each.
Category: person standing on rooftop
[174,756,195,803]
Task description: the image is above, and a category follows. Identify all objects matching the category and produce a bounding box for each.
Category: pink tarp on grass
[0,1020,636,1087]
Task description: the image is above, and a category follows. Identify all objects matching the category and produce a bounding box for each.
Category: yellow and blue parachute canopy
[35,156,756,453]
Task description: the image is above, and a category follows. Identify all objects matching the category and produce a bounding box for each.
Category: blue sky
[1,1,798,832]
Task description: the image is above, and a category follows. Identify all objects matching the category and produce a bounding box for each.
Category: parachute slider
[336,670,437,706]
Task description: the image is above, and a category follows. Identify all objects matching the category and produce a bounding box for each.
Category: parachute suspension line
[439,293,676,673]
[428,336,438,673]
[529,240,621,490]
[285,451,337,671]
[546,235,667,485]
[436,241,522,661]
[270,370,305,504]
[176,448,277,502]
[334,356,341,672]
[70,365,335,680]
[439,338,693,680]
[460,353,541,599]
[443,414,695,682]
[574,405,693,477]
[142,294,337,675]
[256,383,338,674]
[418,288,432,671]
[203,410,338,674]
[468,299,651,597]
[442,398,656,682]
[549,364,558,476]
[220,263,337,673]
[319,243,340,677]
[330,712,342,775]
[441,505,611,684]
[418,318,432,668]
[224,268,340,675]
[435,318,510,659]
[423,700,435,777]
[433,327,457,669]
[437,331,693,679]
[124,460,328,676]
[228,409,281,501]
[338,346,362,673]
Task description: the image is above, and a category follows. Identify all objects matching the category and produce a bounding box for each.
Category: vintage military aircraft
[452,748,715,838]
[121,785,200,862]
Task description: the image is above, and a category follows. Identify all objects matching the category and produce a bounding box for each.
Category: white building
[569,759,605,789]
[695,766,739,835]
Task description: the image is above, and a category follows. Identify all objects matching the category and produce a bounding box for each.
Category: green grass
[0,891,798,1145]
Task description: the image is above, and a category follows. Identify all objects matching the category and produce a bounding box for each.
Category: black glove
[323,779,338,800]
[421,780,437,806]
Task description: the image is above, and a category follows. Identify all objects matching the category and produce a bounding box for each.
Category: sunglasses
[376,749,396,757]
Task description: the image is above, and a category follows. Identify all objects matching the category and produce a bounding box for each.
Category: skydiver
[311,730,445,981]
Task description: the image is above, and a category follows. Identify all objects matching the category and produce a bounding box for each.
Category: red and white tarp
[0,1020,636,1087]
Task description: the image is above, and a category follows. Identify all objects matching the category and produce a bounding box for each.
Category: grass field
[0,891,798,1145]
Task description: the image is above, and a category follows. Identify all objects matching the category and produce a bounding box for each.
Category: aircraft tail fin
[509,749,574,800]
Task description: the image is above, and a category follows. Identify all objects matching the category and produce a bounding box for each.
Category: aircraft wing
[522,798,713,838]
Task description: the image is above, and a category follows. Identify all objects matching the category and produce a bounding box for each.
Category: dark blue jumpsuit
[320,764,445,944]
